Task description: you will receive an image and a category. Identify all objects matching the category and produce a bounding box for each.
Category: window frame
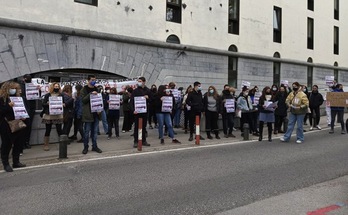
[228,45,238,88]
[228,0,240,35]
[273,6,282,43]
[307,18,314,49]
[166,0,182,23]
[74,0,98,6]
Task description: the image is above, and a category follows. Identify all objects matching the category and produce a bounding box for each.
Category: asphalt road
[0,130,347,215]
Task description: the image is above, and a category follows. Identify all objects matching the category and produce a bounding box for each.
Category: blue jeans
[174,108,182,127]
[97,110,108,134]
[157,113,174,139]
[283,113,305,142]
[83,115,99,149]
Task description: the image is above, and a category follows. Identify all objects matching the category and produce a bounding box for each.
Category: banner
[225,99,235,113]
[326,92,348,107]
[25,83,40,100]
[90,93,104,113]
[109,94,121,110]
[134,96,147,113]
[10,97,29,119]
[280,80,289,86]
[161,96,173,112]
[49,96,63,115]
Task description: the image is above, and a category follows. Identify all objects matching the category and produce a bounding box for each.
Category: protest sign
[225,99,235,113]
[25,83,40,100]
[134,96,147,113]
[326,92,348,107]
[90,93,104,112]
[161,96,173,112]
[49,96,63,115]
[325,76,335,86]
[109,95,121,110]
[10,97,29,119]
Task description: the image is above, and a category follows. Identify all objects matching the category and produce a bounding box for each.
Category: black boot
[189,133,193,141]
[268,124,273,142]
[207,131,213,139]
[3,164,13,172]
[12,156,26,169]
[258,122,264,141]
[215,131,221,139]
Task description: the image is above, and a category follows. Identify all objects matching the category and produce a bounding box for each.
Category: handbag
[5,118,27,133]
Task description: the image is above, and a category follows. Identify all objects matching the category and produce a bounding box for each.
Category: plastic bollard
[195,115,200,145]
[137,118,143,151]
[243,123,249,140]
[59,135,69,159]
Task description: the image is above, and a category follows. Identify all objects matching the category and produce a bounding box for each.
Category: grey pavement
[1,114,344,170]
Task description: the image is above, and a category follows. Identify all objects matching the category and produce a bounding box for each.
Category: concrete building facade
[0,0,347,91]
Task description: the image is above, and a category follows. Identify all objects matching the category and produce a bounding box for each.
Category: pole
[59,134,68,159]
[137,117,143,151]
[195,115,200,145]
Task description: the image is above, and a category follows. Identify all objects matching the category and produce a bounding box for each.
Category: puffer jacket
[286,91,309,115]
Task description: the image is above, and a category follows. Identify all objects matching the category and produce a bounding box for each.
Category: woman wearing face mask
[237,86,256,136]
[280,82,309,144]
[203,86,221,139]
[258,87,276,142]
[329,84,345,134]
[0,81,27,172]
[62,85,74,137]
[106,87,121,139]
[274,85,288,134]
[155,85,181,144]
[148,84,158,129]
[41,83,64,151]
[221,87,236,138]
[182,85,192,134]
[308,85,324,131]
[271,84,279,97]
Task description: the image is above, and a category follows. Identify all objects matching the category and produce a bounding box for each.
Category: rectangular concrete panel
[24,46,40,73]
[46,44,59,70]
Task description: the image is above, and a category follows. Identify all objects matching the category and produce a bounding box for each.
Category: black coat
[130,86,153,114]
[186,90,204,113]
[274,92,288,116]
[220,90,235,114]
[308,92,324,108]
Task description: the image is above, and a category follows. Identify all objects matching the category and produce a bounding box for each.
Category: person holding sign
[130,77,152,148]
[106,87,121,139]
[41,83,64,151]
[329,84,345,134]
[258,87,276,142]
[220,86,236,138]
[280,82,309,144]
[203,86,221,139]
[81,75,103,154]
[0,81,27,172]
[154,85,181,144]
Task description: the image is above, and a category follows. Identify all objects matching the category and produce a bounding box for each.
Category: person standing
[148,84,158,129]
[81,75,102,154]
[0,81,27,172]
[182,85,192,134]
[280,82,309,144]
[130,77,152,148]
[186,81,205,142]
[41,83,64,151]
[220,86,236,138]
[155,85,181,144]
[237,86,255,136]
[203,86,221,139]
[273,85,288,134]
[106,87,120,139]
[329,84,345,134]
[308,85,324,130]
[122,86,133,133]
[258,87,276,142]
[69,84,84,143]
[62,85,74,136]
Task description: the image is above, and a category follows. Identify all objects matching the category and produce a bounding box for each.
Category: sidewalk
[0,114,342,170]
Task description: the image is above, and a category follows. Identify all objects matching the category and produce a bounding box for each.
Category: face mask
[272,88,277,91]
[266,92,271,95]
[292,87,298,92]
[209,89,214,94]
[9,89,16,95]
[304,89,307,92]
[137,82,143,87]
[53,88,59,93]
[165,89,171,93]
[106,90,110,94]
[197,86,202,91]
[90,81,96,86]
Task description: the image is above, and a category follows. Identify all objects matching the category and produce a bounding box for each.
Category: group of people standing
[1,73,345,173]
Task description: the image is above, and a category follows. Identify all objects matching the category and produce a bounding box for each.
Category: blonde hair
[0,81,21,99]
[62,85,72,96]
[48,82,61,94]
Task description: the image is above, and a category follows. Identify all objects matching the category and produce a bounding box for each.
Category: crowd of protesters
[0,74,346,172]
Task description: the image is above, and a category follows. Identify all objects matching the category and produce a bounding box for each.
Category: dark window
[273,52,281,86]
[307,18,314,49]
[334,26,339,55]
[74,0,98,6]
[228,45,238,88]
[334,62,339,81]
[307,58,313,89]
[166,35,180,44]
[334,0,339,20]
[308,0,314,11]
[166,0,182,23]
[273,7,282,43]
[228,0,240,35]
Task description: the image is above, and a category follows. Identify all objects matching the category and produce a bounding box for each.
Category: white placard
[40,84,50,97]
[134,96,147,113]
[25,83,40,100]
[49,96,63,115]
[325,76,335,86]
[162,96,173,112]
[90,93,104,113]
[225,99,235,113]
[241,81,251,88]
[280,80,289,86]
[109,94,121,110]
[10,97,29,119]
[253,92,262,105]
[265,101,278,111]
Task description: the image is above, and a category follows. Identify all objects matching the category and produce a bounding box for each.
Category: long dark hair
[157,85,167,97]
[260,86,272,101]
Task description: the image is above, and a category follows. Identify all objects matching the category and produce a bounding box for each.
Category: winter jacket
[286,91,309,115]
[81,85,99,122]
[220,90,235,114]
[203,93,221,113]
[274,91,288,116]
[130,86,153,114]
[186,90,204,113]
[237,95,253,112]
[308,91,324,108]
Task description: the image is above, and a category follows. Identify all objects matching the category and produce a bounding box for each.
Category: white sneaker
[296,140,302,144]
[280,137,285,142]
[316,126,321,130]
[309,127,313,131]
